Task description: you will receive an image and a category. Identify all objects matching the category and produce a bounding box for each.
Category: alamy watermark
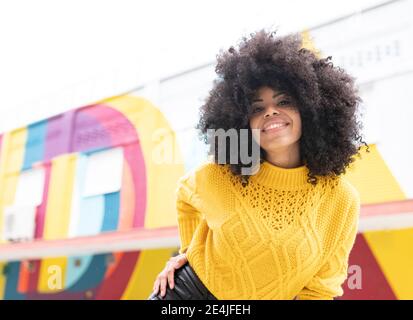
[47,265,63,290]
[151,127,262,175]
[347,264,362,290]
[206,128,261,175]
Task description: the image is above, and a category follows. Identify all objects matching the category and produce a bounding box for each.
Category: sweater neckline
[249,159,310,189]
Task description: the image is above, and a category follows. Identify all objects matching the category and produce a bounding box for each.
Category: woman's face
[248,86,302,154]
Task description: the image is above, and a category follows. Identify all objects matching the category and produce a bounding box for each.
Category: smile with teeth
[263,123,289,132]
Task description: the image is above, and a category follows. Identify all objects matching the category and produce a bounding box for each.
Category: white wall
[310,0,413,196]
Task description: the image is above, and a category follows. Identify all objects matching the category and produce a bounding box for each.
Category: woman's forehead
[252,86,288,100]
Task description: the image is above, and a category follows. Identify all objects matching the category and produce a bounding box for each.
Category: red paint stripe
[27,260,41,292]
[95,251,140,299]
[34,162,52,239]
[341,234,397,300]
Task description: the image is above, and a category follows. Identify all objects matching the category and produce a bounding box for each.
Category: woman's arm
[296,195,360,300]
[176,171,203,255]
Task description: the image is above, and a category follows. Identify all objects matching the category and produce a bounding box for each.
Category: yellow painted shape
[364,228,413,299]
[300,29,322,58]
[0,129,28,243]
[99,95,185,228]
[344,144,406,204]
[37,154,75,293]
[0,128,28,175]
[43,154,77,240]
[37,257,67,293]
[121,248,178,300]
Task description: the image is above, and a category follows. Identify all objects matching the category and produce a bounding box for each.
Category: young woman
[148,29,368,300]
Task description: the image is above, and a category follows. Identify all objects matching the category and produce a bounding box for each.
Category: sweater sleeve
[296,195,360,300]
[176,171,203,255]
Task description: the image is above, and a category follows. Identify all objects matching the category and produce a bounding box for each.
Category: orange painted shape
[118,160,135,231]
[17,261,30,294]
[105,252,124,279]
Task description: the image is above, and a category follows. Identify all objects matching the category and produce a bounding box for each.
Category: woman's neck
[264,144,302,169]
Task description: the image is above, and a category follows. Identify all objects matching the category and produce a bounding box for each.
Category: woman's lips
[262,123,290,134]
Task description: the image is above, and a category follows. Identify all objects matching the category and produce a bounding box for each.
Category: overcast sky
[0,0,387,131]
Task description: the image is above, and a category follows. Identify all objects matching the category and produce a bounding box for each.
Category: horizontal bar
[1,199,413,262]
[0,226,180,262]
[360,198,413,217]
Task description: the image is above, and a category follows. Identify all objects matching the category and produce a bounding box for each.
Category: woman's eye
[252,106,263,113]
[278,100,291,106]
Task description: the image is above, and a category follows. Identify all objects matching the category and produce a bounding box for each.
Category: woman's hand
[152,253,188,298]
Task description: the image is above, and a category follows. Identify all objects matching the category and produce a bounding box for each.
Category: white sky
[0,0,386,131]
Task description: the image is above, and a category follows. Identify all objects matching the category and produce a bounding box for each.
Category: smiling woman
[149,28,368,300]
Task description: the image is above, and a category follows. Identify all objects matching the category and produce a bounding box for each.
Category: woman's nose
[264,108,280,118]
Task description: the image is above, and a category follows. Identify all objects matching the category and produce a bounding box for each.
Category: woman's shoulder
[333,175,361,208]
[321,175,361,228]
[315,175,361,246]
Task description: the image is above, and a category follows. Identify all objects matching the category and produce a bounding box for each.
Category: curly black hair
[196,28,369,187]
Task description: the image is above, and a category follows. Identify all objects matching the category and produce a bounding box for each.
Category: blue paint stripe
[66,254,107,292]
[101,192,120,232]
[74,153,104,237]
[23,120,47,170]
[65,155,100,289]
[4,262,25,300]
[65,255,93,289]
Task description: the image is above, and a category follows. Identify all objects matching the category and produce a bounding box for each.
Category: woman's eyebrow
[251,92,287,102]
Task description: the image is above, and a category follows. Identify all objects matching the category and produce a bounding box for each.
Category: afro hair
[196,28,369,187]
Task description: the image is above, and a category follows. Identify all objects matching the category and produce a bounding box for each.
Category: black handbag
[147,262,217,300]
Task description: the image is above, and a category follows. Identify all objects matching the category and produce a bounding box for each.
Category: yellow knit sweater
[176,159,360,300]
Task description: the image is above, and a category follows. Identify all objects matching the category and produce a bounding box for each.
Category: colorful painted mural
[0,95,184,299]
